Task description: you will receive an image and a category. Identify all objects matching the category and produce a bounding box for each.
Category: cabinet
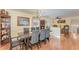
[0,10,11,46]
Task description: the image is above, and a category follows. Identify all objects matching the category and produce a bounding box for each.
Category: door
[40,20,45,29]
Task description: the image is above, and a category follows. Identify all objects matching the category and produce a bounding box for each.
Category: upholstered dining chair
[39,29,46,45]
[18,35,27,50]
[36,27,39,30]
[31,27,36,32]
[10,36,23,50]
[28,30,40,50]
[24,28,29,34]
[77,27,79,34]
[45,29,50,41]
[39,29,46,41]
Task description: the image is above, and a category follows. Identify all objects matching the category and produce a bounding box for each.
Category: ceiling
[12,9,79,17]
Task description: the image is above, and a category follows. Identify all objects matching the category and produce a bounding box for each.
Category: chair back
[31,27,35,32]
[39,29,46,41]
[30,30,39,44]
[36,27,39,30]
[45,29,50,39]
[24,28,29,34]
[77,27,79,34]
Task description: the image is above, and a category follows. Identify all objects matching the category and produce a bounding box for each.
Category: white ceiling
[12,9,79,17]
[40,9,79,17]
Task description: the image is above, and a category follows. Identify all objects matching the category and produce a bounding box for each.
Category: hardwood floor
[0,33,79,50]
[61,33,79,50]
[0,43,10,50]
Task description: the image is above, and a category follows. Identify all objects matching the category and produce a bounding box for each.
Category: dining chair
[17,32,26,50]
[24,28,29,34]
[29,30,40,50]
[77,27,79,34]
[18,35,26,50]
[39,29,46,45]
[31,27,36,32]
[10,36,23,50]
[39,29,46,41]
[36,27,39,30]
[45,29,50,41]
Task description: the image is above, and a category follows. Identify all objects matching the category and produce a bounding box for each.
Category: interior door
[40,20,45,29]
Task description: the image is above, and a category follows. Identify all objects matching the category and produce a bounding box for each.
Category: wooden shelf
[1,38,9,45]
[1,28,10,30]
[0,10,11,46]
[0,14,10,18]
[1,33,9,37]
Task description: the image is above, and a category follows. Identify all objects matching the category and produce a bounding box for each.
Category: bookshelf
[0,9,11,46]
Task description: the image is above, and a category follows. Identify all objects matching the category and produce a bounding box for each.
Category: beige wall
[52,17,71,29]
[6,9,77,37]
[5,10,53,37]
[6,10,35,37]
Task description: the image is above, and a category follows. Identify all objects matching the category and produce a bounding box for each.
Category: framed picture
[57,20,66,23]
[17,16,30,26]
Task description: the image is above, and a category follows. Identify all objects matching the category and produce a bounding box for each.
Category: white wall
[66,16,79,33]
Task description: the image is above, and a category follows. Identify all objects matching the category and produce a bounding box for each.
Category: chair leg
[20,44,22,50]
[22,44,26,50]
[30,45,32,50]
[47,37,49,41]
[39,41,42,47]
[24,44,26,50]
[38,42,41,48]
[44,40,46,44]
[28,44,32,50]
[20,44,24,50]
[22,44,24,50]
[37,44,39,49]
[10,46,12,50]
[29,46,32,50]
